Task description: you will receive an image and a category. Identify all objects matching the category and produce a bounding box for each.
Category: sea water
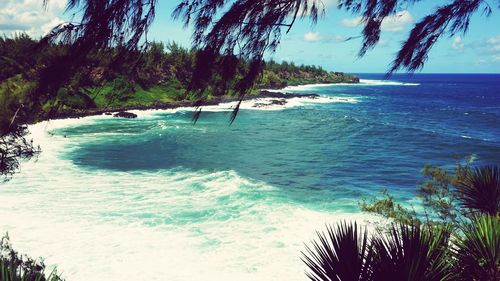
[1,74,499,280]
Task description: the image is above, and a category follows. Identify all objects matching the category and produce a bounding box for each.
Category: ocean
[1,73,499,280]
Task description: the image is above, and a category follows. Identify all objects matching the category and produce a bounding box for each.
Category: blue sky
[1,0,499,73]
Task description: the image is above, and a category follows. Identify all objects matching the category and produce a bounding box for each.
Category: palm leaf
[302,221,373,281]
[452,214,500,281]
[456,165,500,216]
[371,223,453,281]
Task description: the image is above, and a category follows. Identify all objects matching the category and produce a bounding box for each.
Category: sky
[1,0,499,73]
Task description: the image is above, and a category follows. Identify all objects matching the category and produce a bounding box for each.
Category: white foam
[280,83,343,91]
[1,119,380,281]
[124,96,359,117]
[266,79,420,92]
[359,79,420,86]
[236,96,358,110]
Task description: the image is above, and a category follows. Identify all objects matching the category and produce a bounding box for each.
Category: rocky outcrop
[257,90,319,99]
[113,111,138,118]
[252,99,287,108]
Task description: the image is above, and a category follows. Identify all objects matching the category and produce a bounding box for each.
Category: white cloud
[377,38,389,47]
[341,11,414,33]
[304,32,321,42]
[380,11,413,32]
[318,0,338,9]
[487,35,500,52]
[41,17,66,35]
[473,35,500,64]
[451,36,464,51]
[341,16,363,28]
[487,35,500,45]
[324,34,348,43]
[0,0,67,37]
[303,32,352,43]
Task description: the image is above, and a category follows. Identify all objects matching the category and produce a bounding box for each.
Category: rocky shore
[51,90,321,120]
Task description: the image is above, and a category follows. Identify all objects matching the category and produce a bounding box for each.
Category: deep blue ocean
[1,73,499,280]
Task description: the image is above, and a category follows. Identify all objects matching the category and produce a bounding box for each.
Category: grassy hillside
[0,34,358,128]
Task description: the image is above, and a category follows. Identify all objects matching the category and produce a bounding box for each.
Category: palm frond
[302,221,373,281]
[452,214,500,281]
[371,223,453,281]
[456,165,500,216]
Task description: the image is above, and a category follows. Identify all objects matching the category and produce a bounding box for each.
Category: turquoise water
[60,74,500,209]
[0,74,499,280]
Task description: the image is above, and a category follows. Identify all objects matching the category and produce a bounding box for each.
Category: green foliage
[104,76,135,106]
[417,158,475,224]
[0,77,39,182]
[304,217,499,281]
[452,214,500,281]
[456,165,500,216]
[362,160,500,225]
[370,224,453,281]
[0,34,37,82]
[0,234,63,281]
[360,190,420,226]
[0,35,352,116]
[361,159,482,226]
[302,222,372,281]
[258,61,358,89]
[0,78,30,135]
[303,222,454,281]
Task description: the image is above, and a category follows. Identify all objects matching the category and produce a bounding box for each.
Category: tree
[38,0,499,108]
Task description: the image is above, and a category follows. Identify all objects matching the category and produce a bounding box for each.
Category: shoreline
[50,89,324,120]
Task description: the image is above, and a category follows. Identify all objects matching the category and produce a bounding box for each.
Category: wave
[2,118,383,281]
[278,83,346,91]
[123,96,359,118]
[2,121,381,281]
[269,79,420,92]
[359,79,420,86]
[235,96,359,110]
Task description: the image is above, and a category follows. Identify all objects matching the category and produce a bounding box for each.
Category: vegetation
[41,0,498,101]
[360,158,499,226]
[0,35,356,113]
[303,162,500,281]
[0,233,63,281]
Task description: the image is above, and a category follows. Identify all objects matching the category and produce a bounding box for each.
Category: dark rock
[113,111,138,118]
[258,90,320,99]
[270,99,287,105]
[252,103,267,108]
[252,99,287,108]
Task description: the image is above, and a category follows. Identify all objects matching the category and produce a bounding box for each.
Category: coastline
[45,77,422,122]
[49,89,327,120]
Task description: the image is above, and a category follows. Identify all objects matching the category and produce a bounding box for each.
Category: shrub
[0,233,63,281]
